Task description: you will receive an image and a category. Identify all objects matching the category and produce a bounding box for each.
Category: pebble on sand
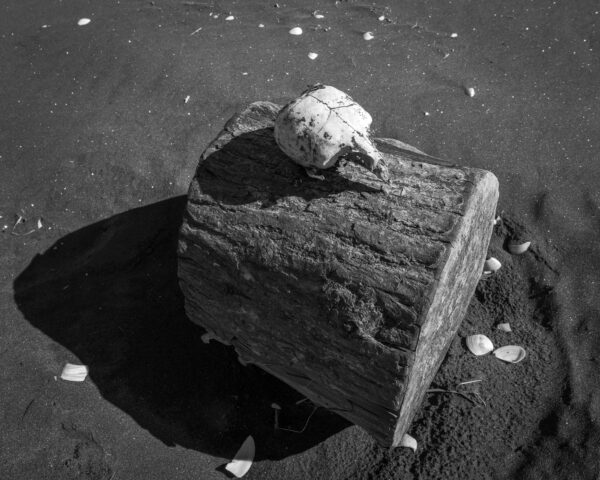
[289,27,303,35]
[77,18,91,26]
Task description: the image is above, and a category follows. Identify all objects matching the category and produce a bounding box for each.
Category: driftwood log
[177,102,499,446]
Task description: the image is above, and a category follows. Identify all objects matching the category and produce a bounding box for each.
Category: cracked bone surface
[274,85,386,179]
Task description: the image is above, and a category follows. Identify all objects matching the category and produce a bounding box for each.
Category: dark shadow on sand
[13,195,350,462]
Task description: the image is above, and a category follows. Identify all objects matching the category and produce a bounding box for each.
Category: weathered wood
[177,101,499,446]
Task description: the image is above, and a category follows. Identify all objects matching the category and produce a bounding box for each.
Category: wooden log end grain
[177,101,499,446]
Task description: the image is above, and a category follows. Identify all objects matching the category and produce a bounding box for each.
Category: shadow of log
[13,196,349,461]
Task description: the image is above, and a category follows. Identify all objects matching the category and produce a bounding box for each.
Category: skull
[274,85,388,181]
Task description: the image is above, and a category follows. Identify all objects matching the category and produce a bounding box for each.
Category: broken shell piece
[484,257,501,273]
[400,433,417,451]
[307,52,318,60]
[493,345,526,363]
[289,27,303,35]
[496,322,512,332]
[363,31,374,40]
[466,87,475,97]
[450,32,458,38]
[508,240,531,255]
[77,18,91,26]
[466,334,494,356]
[378,15,385,21]
[493,215,502,226]
[225,435,255,478]
[60,363,88,382]
[312,11,325,19]
[225,15,235,21]
[37,218,43,229]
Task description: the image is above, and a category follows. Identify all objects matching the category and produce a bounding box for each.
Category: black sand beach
[1,0,599,478]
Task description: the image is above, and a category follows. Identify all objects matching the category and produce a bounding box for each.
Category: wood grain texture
[177,101,499,446]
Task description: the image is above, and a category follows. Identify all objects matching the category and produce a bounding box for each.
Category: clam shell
[508,241,531,255]
[289,27,303,35]
[77,18,91,26]
[493,345,526,363]
[496,322,512,332]
[484,257,501,273]
[466,334,494,356]
[400,433,417,451]
[225,436,255,478]
[60,363,88,382]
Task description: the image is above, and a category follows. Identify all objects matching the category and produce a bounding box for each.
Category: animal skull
[274,85,388,181]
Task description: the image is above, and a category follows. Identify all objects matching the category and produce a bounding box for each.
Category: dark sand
[1,0,599,478]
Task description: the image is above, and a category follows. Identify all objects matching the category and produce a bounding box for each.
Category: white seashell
[313,13,325,19]
[466,334,494,356]
[496,322,512,332]
[378,15,385,21]
[289,27,303,35]
[307,52,318,60]
[77,18,91,26]
[225,15,235,21]
[225,436,255,478]
[450,32,458,38]
[508,240,531,255]
[274,85,387,180]
[484,257,501,273]
[493,345,526,363]
[400,433,417,451]
[363,31,374,40]
[37,218,43,229]
[493,215,501,225]
[466,87,475,97]
[60,363,88,382]
[258,23,264,28]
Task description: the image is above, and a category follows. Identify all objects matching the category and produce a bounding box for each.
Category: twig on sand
[426,388,486,406]
[190,26,203,35]
[277,406,319,434]
[457,379,483,387]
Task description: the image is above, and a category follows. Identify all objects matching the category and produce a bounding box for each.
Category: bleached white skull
[274,85,388,181]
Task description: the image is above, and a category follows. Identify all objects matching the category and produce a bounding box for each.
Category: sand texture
[1,0,599,479]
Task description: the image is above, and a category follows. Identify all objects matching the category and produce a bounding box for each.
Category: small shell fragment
[258,23,265,28]
[225,15,235,21]
[450,32,458,38]
[378,15,385,21]
[312,11,325,19]
[289,27,303,35]
[60,363,88,382]
[37,218,43,229]
[225,435,255,478]
[484,257,502,273]
[363,31,374,40]
[466,87,475,97]
[77,18,91,26]
[466,334,494,356]
[400,433,417,451]
[307,52,318,60]
[508,240,531,255]
[493,215,502,226]
[493,345,526,363]
[496,322,512,332]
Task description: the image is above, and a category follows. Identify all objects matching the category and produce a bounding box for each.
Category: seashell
[400,433,417,451]
[508,240,531,255]
[274,85,388,181]
[289,27,303,35]
[77,18,91,26]
[258,23,264,28]
[483,257,501,273]
[307,52,318,60]
[493,345,526,363]
[496,322,512,332]
[493,215,501,226]
[450,32,458,38]
[60,363,88,382]
[225,15,235,21]
[378,15,385,21]
[466,87,475,97]
[363,31,374,40]
[312,11,325,19]
[225,435,255,478]
[466,334,494,356]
